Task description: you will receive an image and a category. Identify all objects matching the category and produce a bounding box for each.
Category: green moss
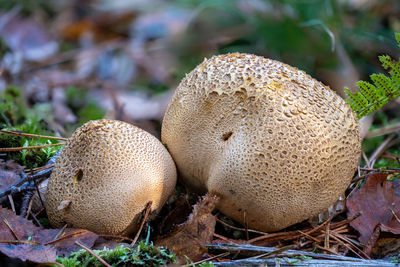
[0,86,61,168]
[57,242,176,267]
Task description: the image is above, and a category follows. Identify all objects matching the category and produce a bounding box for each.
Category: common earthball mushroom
[161,53,361,232]
[45,119,176,235]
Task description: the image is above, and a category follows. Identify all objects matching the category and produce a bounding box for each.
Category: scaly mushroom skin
[45,119,177,235]
[162,53,361,232]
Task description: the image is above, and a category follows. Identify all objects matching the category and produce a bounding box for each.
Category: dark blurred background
[0,0,399,139]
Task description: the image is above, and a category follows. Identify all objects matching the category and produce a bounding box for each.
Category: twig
[20,182,34,217]
[368,134,396,167]
[213,233,240,244]
[3,218,19,240]
[362,151,371,169]
[25,164,54,174]
[130,201,152,247]
[359,167,400,173]
[297,230,320,243]
[29,210,43,228]
[47,224,67,244]
[0,162,56,199]
[390,207,400,224]
[216,217,267,235]
[99,234,134,242]
[247,231,293,244]
[249,244,297,259]
[303,216,333,236]
[25,197,33,219]
[0,130,68,141]
[0,240,40,245]
[243,211,249,241]
[0,142,65,152]
[184,252,230,267]
[315,244,341,256]
[366,122,400,138]
[351,174,368,184]
[75,241,112,267]
[44,229,89,246]
[8,195,16,213]
[328,230,370,259]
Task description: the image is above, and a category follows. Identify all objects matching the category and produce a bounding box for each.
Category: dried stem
[3,218,19,240]
[0,142,65,152]
[0,130,68,141]
[75,241,112,267]
[130,201,153,247]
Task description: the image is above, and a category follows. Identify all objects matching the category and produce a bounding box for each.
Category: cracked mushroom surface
[45,119,176,235]
[161,53,361,232]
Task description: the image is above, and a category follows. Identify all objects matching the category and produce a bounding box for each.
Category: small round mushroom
[45,119,177,235]
[162,53,361,232]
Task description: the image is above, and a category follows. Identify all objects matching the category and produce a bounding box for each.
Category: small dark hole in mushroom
[222,131,233,141]
[73,169,84,183]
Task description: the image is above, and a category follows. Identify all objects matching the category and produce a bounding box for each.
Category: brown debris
[347,172,400,252]
[156,194,219,262]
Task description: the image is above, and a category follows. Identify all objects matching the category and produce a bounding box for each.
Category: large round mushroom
[45,119,177,235]
[161,53,361,232]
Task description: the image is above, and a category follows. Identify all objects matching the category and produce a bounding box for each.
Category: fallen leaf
[156,196,192,237]
[364,223,400,256]
[0,243,56,263]
[0,206,99,263]
[0,160,24,199]
[347,173,400,247]
[156,194,219,262]
[93,89,174,121]
[0,11,58,62]
[51,229,99,257]
[371,234,400,258]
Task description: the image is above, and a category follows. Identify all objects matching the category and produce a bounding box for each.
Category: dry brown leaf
[0,206,99,263]
[0,160,24,199]
[156,194,219,262]
[0,243,56,263]
[347,173,400,249]
[0,12,58,62]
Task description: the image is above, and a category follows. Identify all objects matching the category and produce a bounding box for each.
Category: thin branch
[368,134,397,167]
[0,142,65,152]
[44,230,88,246]
[362,151,371,169]
[8,195,16,213]
[3,218,19,240]
[184,252,230,267]
[0,162,56,199]
[131,201,152,247]
[366,122,400,138]
[75,241,112,267]
[249,245,297,259]
[213,233,240,244]
[0,130,68,141]
[328,230,370,259]
[218,217,267,236]
[0,240,40,245]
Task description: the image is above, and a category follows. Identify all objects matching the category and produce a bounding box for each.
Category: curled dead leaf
[156,194,219,262]
[347,173,400,255]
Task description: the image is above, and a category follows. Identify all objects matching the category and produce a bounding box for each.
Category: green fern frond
[345,33,400,119]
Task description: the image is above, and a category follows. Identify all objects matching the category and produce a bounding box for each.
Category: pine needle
[0,130,68,141]
[0,142,65,152]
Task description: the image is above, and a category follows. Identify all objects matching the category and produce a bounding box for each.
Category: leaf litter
[1,1,400,265]
[347,172,400,256]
